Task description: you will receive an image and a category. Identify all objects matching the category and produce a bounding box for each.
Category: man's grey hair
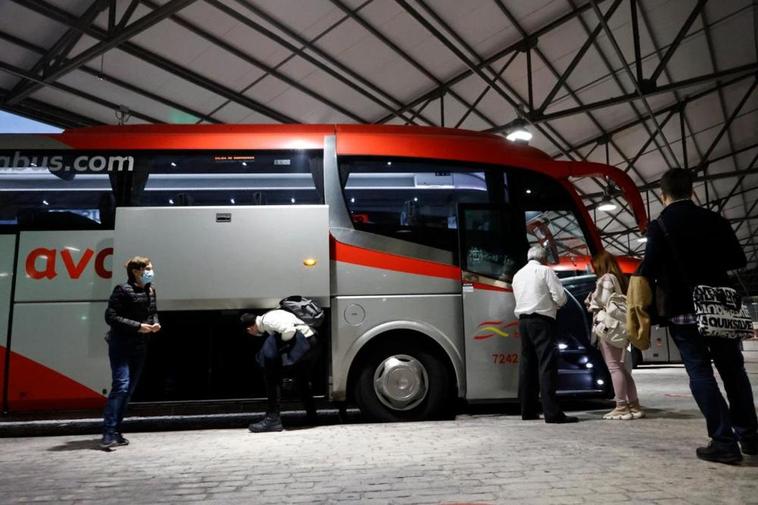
[527,245,547,263]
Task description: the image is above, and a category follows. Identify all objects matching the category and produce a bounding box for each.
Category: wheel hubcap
[373,354,429,411]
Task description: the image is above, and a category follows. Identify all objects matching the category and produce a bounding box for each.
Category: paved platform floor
[1,365,757,505]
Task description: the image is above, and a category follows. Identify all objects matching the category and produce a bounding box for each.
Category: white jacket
[585,273,619,313]
[255,309,314,341]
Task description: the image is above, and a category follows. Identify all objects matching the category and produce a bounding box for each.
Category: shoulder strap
[656,217,692,289]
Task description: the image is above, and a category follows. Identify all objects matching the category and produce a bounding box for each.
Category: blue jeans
[670,324,758,449]
[102,337,147,435]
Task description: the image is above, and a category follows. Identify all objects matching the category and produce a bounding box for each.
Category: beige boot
[603,402,632,420]
[628,400,645,419]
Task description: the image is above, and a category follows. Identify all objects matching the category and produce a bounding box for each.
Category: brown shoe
[603,403,632,420]
[628,400,645,419]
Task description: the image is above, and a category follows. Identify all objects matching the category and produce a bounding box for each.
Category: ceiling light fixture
[597,200,618,212]
[505,118,532,144]
[597,178,618,212]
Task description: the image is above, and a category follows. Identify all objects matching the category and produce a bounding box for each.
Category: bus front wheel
[353,344,452,422]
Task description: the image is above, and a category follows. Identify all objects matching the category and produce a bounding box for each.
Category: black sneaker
[99,432,118,450]
[305,410,318,426]
[696,442,743,464]
[248,414,283,433]
[114,433,130,446]
[740,437,758,455]
[545,415,579,424]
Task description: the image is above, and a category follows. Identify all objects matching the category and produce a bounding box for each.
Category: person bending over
[241,308,320,432]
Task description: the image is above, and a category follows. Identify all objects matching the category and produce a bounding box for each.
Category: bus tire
[353,343,452,422]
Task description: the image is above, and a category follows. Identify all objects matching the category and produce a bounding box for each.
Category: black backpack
[278,295,325,328]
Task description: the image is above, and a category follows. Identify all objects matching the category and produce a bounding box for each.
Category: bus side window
[134,151,323,207]
[0,150,113,230]
[460,205,524,282]
[339,157,508,258]
[512,170,592,269]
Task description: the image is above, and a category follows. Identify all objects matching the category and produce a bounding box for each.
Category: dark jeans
[670,324,758,449]
[259,331,320,416]
[519,315,564,421]
[102,337,147,435]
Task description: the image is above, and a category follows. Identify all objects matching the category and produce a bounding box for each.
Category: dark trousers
[102,338,146,434]
[670,324,758,449]
[519,315,564,421]
[259,332,320,416]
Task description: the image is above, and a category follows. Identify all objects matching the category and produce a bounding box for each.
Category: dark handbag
[256,331,313,368]
[281,332,312,367]
[658,218,752,339]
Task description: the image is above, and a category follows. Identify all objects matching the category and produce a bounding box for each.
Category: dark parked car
[556,274,613,398]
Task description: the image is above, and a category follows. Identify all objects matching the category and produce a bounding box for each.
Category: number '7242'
[492,353,519,364]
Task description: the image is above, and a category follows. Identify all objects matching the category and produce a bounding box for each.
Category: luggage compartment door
[114,205,329,310]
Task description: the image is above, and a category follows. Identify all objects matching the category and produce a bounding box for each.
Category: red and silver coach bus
[0,124,647,420]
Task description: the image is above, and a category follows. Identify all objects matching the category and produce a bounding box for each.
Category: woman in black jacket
[100,256,160,450]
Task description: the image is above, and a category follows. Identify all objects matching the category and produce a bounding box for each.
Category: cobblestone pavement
[1,366,757,505]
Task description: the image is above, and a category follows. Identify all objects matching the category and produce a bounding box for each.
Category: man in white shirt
[241,309,319,432]
[512,246,577,423]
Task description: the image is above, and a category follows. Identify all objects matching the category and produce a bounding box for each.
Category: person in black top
[640,168,757,464]
[100,256,160,450]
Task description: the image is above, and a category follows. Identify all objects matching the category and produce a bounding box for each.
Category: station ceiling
[0,0,757,285]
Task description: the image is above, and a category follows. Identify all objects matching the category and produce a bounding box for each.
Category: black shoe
[521,414,540,421]
[248,414,283,433]
[99,432,118,450]
[696,442,743,464]
[114,433,129,446]
[305,410,318,426]
[739,437,758,455]
[545,416,579,424]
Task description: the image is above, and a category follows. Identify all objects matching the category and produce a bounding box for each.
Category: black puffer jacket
[105,281,159,341]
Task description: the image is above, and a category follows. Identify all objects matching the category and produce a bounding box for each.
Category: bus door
[458,204,526,400]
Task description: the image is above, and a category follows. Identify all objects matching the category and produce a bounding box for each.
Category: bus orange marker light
[303,258,317,267]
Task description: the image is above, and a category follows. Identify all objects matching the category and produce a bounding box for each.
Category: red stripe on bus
[472,282,513,293]
[0,346,105,412]
[331,239,461,281]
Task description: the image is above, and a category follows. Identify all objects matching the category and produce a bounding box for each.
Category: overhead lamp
[505,118,532,144]
[597,178,618,212]
[597,200,617,212]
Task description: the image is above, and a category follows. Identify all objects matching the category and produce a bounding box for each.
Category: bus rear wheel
[353,343,451,422]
